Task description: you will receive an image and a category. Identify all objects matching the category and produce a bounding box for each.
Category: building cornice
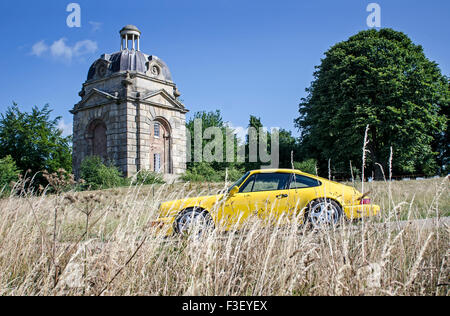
[83,71,176,88]
[71,89,189,115]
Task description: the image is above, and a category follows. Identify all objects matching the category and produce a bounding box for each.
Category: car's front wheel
[306,198,343,229]
[174,208,214,236]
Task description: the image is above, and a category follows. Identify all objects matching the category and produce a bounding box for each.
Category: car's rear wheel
[306,198,343,229]
[174,208,214,236]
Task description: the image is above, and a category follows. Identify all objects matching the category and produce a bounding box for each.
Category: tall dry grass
[0,177,448,296]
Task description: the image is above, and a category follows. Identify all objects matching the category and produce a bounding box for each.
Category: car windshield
[228,172,250,192]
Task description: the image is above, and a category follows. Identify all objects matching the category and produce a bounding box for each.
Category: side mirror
[229,186,239,197]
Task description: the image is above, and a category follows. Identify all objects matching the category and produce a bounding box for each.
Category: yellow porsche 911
[153,169,380,235]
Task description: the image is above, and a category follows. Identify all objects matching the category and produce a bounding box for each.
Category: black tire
[305,198,343,229]
[174,208,214,236]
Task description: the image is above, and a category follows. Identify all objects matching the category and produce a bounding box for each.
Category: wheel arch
[304,197,344,217]
[173,206,215,233]
[308,197,343,208]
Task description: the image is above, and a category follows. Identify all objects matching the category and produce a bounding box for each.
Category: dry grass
[0,177,448,296]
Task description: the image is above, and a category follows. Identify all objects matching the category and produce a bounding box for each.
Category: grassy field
[0,177,448,296]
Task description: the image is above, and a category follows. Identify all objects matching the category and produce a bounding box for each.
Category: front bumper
[343,204,380,220]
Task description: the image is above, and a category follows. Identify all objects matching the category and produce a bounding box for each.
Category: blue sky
[0,0,449,137]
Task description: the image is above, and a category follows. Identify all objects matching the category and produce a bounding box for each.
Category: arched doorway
[87,119,108,162]
[150,118,172,174]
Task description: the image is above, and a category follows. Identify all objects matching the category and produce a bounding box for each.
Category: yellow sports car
[153,169,380,235]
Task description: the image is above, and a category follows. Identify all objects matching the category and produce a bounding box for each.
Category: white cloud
[89,21,102,32]
[31,40,49,57]
[73,40,98,56]
[58,119,73,137]
[31,38,98,62]
[50,38,73,60]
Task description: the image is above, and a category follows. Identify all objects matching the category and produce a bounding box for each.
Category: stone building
[71,25,188,179]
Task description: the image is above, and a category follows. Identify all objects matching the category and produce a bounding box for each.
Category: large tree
[295,29,449,178]
[245,116,300,169]
[0,103,72,180]
[186,110,241,172]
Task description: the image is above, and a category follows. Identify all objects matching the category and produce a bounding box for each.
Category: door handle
[276,194,289,199]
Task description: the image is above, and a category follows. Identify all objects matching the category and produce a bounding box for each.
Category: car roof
[250,169,309,175]
[248,169,342,185]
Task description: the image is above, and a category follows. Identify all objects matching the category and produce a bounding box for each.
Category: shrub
[0,155,20,195]
[80,156,124,190]
[182,163,221,182]
[294,159,318,175]
[182,162,245,183]
[132,170,165,185]
[226,167,246,182]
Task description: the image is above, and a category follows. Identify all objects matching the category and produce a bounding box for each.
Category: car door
[219,190,253,230]
[288,174,322,223]
[216,172,253,230]
[240,172,293,224]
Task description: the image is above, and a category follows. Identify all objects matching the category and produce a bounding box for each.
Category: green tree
[0,155,20,194]
[295,29,449,178]
[433,101,449,174]
[186,110,242,173]
[0,104,72,182]
[80,156,124,190]
[245,115,265,170]
[245,116,300,169]
[293,159,318,175]
[278,129,301,168]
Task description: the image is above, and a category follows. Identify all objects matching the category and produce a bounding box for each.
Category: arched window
[150,118,172,174]
[87,120,108,161]
[154,153,161,173]
[154,122,161,138]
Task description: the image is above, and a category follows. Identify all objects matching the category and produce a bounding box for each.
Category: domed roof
[86,25,173,82]
[110,50,147,73]
[87,50,145,80]
[87,51,173,82]
[148,55,173,81]
[120,25,140,33]
[120,25,141,37]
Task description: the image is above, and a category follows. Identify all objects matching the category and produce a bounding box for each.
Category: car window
[240,173,291,193]
[228,171,250,192]
[290,174,321,189]
[240,175,256,193]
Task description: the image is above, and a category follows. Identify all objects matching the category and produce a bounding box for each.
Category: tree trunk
[368,130,383,181]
